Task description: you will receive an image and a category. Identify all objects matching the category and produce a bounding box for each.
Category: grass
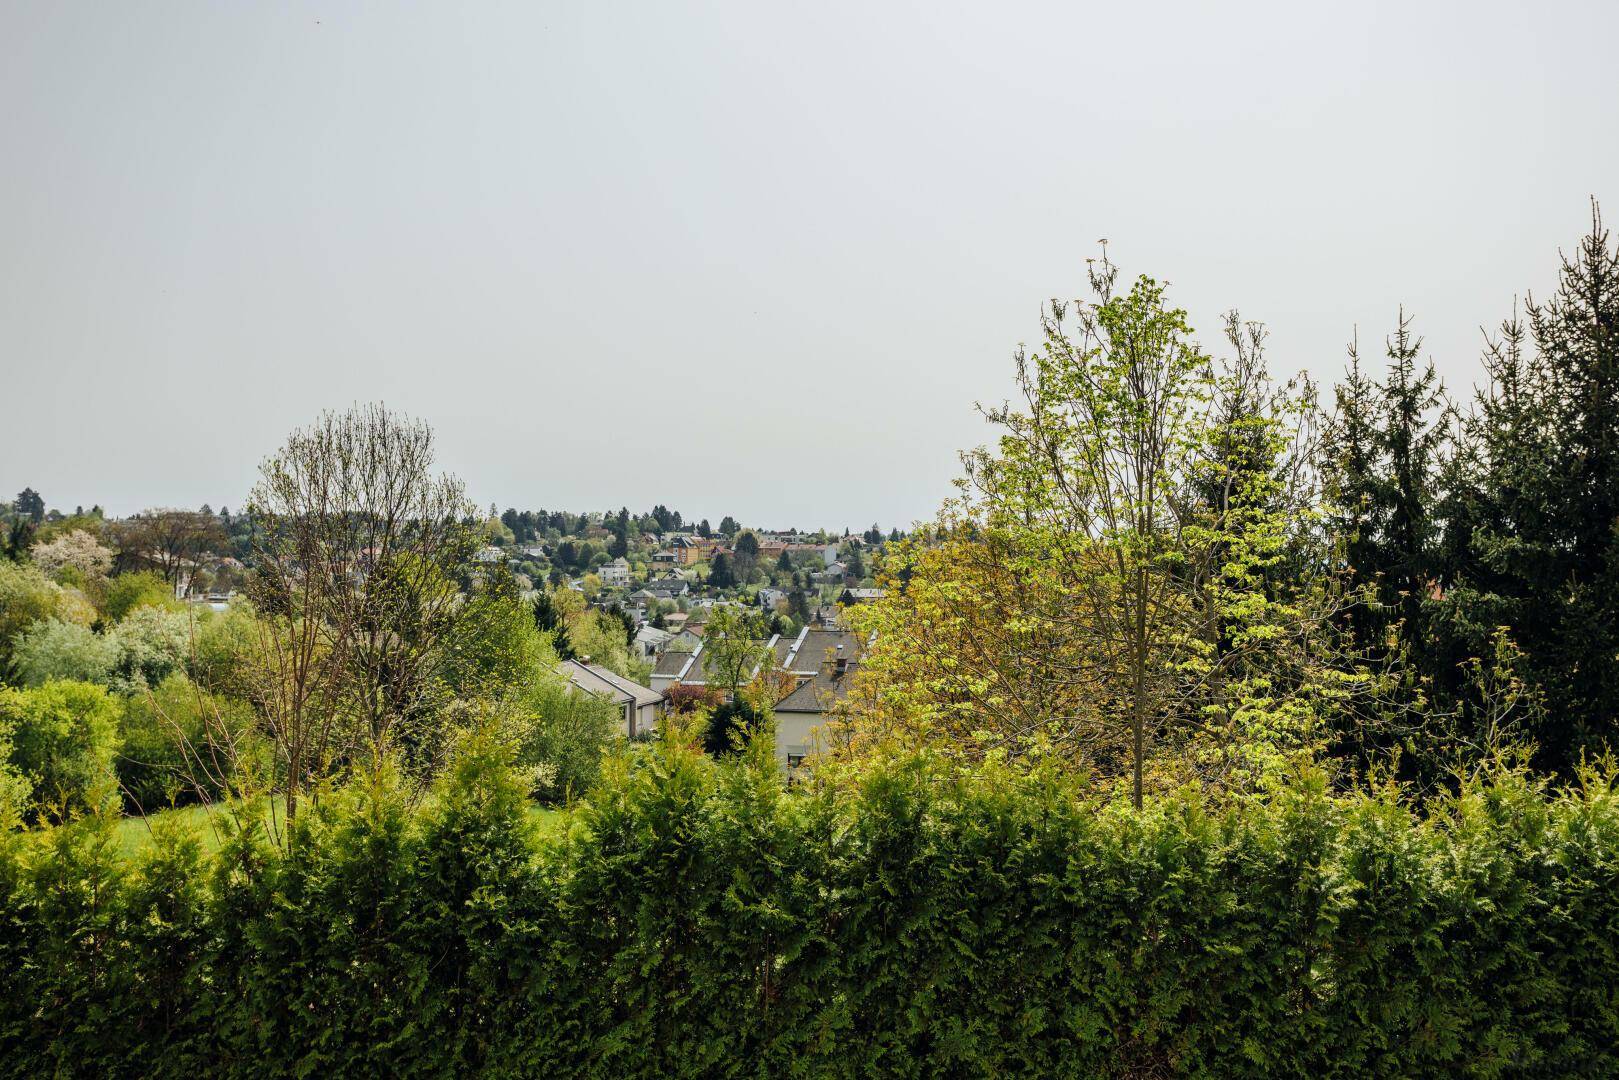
[112,800,569,860]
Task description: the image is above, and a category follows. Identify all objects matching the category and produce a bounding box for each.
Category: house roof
[559,659,661,708]
[653,649,699,678]
[775,665,856,713]
[779,627,864,675]
[652,633,785,687]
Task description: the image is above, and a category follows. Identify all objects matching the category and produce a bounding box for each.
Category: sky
[2,1,1615,532]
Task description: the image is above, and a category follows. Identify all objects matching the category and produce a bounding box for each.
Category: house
[839,587,886,605]
[671,535,705,566]
[474,545,505,564]
[634,624,674,660]
[650,646,704,695]
[558,659,662,738]
[651,549,679,567]
[650,577,691,600]
[813,561,847,584]
[668,627,703,651]
[599,557,631,587]
[760,541,842,569]
[773,659,857,771]
[757,587,787,612]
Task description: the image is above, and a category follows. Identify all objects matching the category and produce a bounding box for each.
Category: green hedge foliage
[2,742,1616,1078]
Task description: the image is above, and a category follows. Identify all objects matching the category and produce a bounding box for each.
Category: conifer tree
[1442,205,1619,770]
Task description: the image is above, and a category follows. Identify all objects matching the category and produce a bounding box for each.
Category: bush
[116,673,263,812]
[1,750,1617,1076]
[187,601,262,699]
[102,571,179,622]
[504,677,615,801]
[10,618,121,687]
[110,604,192,691]
[0,680,121,820]
[702,698,763,757]
[0,561,94,671]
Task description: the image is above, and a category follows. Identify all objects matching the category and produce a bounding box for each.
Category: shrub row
[2,742,1616,1078]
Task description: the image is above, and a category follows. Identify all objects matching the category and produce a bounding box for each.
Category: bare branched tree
[245,404,474,822]
[110,508,226,587]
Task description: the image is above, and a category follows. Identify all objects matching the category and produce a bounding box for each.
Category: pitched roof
[779,628,863,675]
[775,665,856,713]
[559,660,661,708]
[653,649,700,678]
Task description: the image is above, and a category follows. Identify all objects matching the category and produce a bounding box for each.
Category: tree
[733,531,761,582]
[703,698,762,757]
[708,552,737,589]
[532,588,575,660]
[0,560,96,673]
[719,515,740,538]
[845,256,1338,805]
[1439,205,1619,771]
[30,529,114,584]
[244,404,477,821]
[3,518,37,562]
[13,488,45,523]
[1320,316,1453,779]
[111,509,225,587]
[102,571,179,621]
[699,605,771,697]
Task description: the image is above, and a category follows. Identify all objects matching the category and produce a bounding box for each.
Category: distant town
[1,494,896,771]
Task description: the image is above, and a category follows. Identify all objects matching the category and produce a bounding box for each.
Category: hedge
[1,740,1616,1078]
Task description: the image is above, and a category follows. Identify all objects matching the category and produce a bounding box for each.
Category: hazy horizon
[3,1,1615,530]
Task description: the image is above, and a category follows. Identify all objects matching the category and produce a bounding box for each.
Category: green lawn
[112,801,568,860]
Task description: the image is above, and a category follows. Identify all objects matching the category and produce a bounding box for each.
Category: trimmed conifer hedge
[2,741,1616,1078]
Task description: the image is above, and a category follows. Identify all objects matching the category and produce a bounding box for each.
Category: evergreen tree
[708,552,737,589]
[532,590,575,660]
[13,488,44,522]
[1320,314,1451,779]
[1442,206,1619,771]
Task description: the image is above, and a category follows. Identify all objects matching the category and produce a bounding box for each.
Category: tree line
[842,205,1619,801]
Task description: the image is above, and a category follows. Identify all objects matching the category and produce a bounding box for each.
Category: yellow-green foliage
[0,679,121,821]
[1,746,1616,1077]
[101,570,180,622]
[116,673,264,813]
[0,560,95,669]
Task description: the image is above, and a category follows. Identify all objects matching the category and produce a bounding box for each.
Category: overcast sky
[2,1,1614,531]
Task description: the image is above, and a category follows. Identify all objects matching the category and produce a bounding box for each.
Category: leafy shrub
[110,604,192,691]
[102,570,179,622]
[0,560,94,671]
[116,673,263,812]
[10,617,120,687]
[0,680,121,820]
[502,677,615,802]
[702,698,763,756]
[186,601,262,699]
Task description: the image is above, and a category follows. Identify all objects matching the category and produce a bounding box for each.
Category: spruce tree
[1443,205,1619,771]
